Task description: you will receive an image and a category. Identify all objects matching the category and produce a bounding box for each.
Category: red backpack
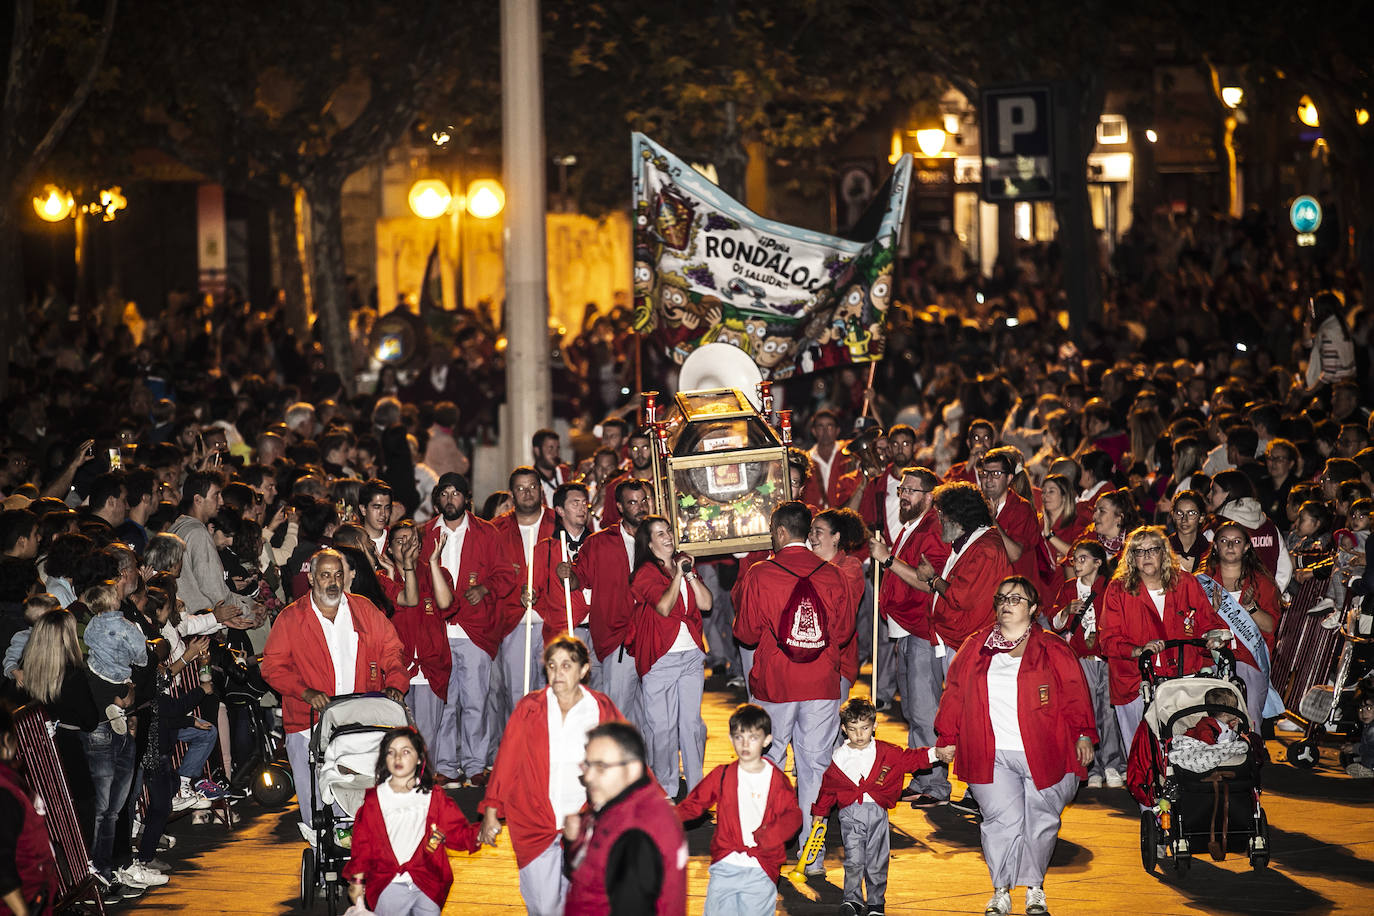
[768,559,831,663]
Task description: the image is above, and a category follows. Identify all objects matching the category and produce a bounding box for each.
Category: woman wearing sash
[1200,522,1281,728]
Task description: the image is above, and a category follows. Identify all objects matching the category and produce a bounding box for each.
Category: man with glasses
[944,419,996,487]
[1260,439,1299,530]
[979,446,1042,586]
[860,424,917,545]
[598,429,653,528]
[491,467,557,718]
[867,467,953,807]
[564,722,687,915]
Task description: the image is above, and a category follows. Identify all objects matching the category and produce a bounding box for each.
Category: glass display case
[649,386,792,557]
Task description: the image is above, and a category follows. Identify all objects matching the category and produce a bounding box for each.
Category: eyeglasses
[993,593,1031,607]
[1133,545,1164,557]
[578,759,631,774]
[1173,509,1200,519]
[981,469,1007,478]
[896,486,929,495]
[512,484,540,494]
[1216,537,1246,548]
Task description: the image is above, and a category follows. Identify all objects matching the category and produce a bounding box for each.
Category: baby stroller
[1129,639,1271,876]
[1285,589,1374,769]
[300,693,410,915]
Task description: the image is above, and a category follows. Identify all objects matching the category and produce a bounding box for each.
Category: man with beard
[858,424,917,545]
[531,429,573,507]
[491,468,557,719]
[867,467,953,807]
[912,483,1010,675]
[574,479,653,726]
[599,429,654,528]
[422,472,513,787]
[262,548,407,841]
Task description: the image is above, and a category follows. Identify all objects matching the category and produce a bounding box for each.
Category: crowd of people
[1,211,1373,916]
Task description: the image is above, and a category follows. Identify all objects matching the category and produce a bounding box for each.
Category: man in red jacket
[867,467,954,806]
[913,482,1010,678]
[944,419,996,486]
[261,548,408,842]
[980,446,1043,585]
[800,409,851,509]
[734,501,852,868]
[491,467,557,719]
[574,479,652,727]
[422,472,513,788]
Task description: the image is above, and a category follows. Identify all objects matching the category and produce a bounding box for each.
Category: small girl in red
[346,727,480,915]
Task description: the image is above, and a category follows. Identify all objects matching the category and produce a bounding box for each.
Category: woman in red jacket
[934,576,1096,916]
[1201,521,1281,728]
[1096,526,1231,758]
[630,516,711,797]
[809,508,867,697]
[345,727,480,915]
[478,636,621,916]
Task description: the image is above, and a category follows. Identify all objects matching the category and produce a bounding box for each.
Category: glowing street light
[915,128,947,157]
[33,185,74,222]
[408,179,452,219]
[1221,86,1243,109]
[1145,129,1158,143]
[1298,96,1320,128]
[465,179,505,219]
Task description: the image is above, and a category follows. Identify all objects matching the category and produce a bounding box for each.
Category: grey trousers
[517,838,568,916]
[594,643,643,729]
[1080,656,1124,776]
[699,564,742,676]
[702,860,778,915]
[286,730,342,831]
[898,635,949,798]
[759,697,841,853]
[499,618,547,708]
[1113,695,1145,761]
[406,682,445,765]
[436,637,492,777]
[1235,660,1267,731]
[484,641,510,768]
[875,621,900,704]
[968,751,1078,889]
[375,879,441,916]
[838,801,891,907]
[740,647,756,702]
[640,648,707,795]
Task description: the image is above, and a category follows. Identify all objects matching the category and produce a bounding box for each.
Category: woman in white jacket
[1305,291,1355,390]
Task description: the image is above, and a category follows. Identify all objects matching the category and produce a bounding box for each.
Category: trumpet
[785,820,827,882]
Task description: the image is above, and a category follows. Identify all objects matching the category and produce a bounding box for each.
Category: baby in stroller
[1167,686,1255,774]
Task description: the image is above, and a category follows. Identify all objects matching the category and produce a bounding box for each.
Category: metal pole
[871,561,881,698]
[561,530,574,634]
[501,0,551,472]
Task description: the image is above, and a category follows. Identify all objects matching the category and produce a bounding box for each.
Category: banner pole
[561,531,574,634]
[872,560,881,699]
[861,362,878,420]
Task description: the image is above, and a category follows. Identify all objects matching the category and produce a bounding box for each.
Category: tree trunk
[0,205,21,398]
[1055,75,1105,337]
[269,188,310,336]
[302,171,355,395]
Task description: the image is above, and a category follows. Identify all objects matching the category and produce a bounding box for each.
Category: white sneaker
[171,789,210,812]
[115,863,168,888]
[299,822,317,845]
[1025,886,1048,915]
[984,887,1011,915]
[1104,768,1125,788]
[106,705,128,736]
[1086,773,1104,788]
[1275,719,1304,733]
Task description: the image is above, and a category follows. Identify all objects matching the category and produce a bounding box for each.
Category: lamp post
[408,177,505,311]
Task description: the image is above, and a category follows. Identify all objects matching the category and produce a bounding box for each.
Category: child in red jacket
[812,698,952,916]
[676,704,802,916]
[345,727,481,915]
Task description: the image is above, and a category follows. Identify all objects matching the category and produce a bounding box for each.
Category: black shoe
[874,699,894,713]
[899,784,922,800]
[948,795,981,815]
[838,903,863,916]
[867,907,885,916]
[909,794,946,809]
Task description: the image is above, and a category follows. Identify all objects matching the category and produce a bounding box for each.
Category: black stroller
[1285,590,1374,769]
[1129,640,1272,876]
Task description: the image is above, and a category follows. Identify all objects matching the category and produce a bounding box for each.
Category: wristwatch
[880,556,895,570]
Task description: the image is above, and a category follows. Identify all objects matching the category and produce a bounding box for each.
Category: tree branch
[1,0,35,172]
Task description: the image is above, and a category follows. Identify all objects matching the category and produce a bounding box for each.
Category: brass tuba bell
[842,426,887,480]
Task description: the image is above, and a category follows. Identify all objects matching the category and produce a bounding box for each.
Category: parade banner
[1195,573,1287,718]
[632,132,912,379]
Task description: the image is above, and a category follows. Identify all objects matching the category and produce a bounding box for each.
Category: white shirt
[520,521,542,624]
[830,740,877,804]
[668,578,697,652]
[1147,588,1166,619]
[886,518,920,639]
[547,686,600,824]
[1077,480,1108,506]
[986,652,1024,751]
[311,594,358,698]
[376,779,429,876]
[883,473,902,541]
[620,524,636,570]
[370,531,388,559]
[809,444,837,499]
[1075,578,1098,634]
[441,514,472,639]
[719,763,774,872]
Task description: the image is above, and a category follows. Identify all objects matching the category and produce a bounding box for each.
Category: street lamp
[465,179,505,219]
[33,185,74,222]
[1298,96,1320,128]
[1221,86,1243,109]
[408,179,452,219]
[915,128,947,158]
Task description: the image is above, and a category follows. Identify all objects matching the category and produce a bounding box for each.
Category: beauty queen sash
[1195,573,1285,717]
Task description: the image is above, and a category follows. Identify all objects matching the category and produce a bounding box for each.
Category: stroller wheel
[1173,852,1191,877]
[1286,739,1320,769]
[1140,811,1159,873]
[325,877,342,915]
[252,763,295,809]
[299,847,317,909]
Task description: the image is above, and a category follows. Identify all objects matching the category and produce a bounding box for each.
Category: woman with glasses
[479,635,620,916]
[1166,490,1209,573]
[934,576,1095,916]
[1201,522,1280,728]
[1097,527,1230,757]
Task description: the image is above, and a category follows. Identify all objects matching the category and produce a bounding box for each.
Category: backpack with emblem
[767,559,830,663]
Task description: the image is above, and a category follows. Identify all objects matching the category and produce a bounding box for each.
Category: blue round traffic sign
[1290,195,1322,233]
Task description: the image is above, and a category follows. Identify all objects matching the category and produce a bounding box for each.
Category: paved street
[131,673,1374,915]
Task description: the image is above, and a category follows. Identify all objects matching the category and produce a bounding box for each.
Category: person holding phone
[629,515,711,797]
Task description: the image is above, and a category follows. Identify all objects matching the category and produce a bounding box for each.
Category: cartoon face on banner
[632,133,911,378]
